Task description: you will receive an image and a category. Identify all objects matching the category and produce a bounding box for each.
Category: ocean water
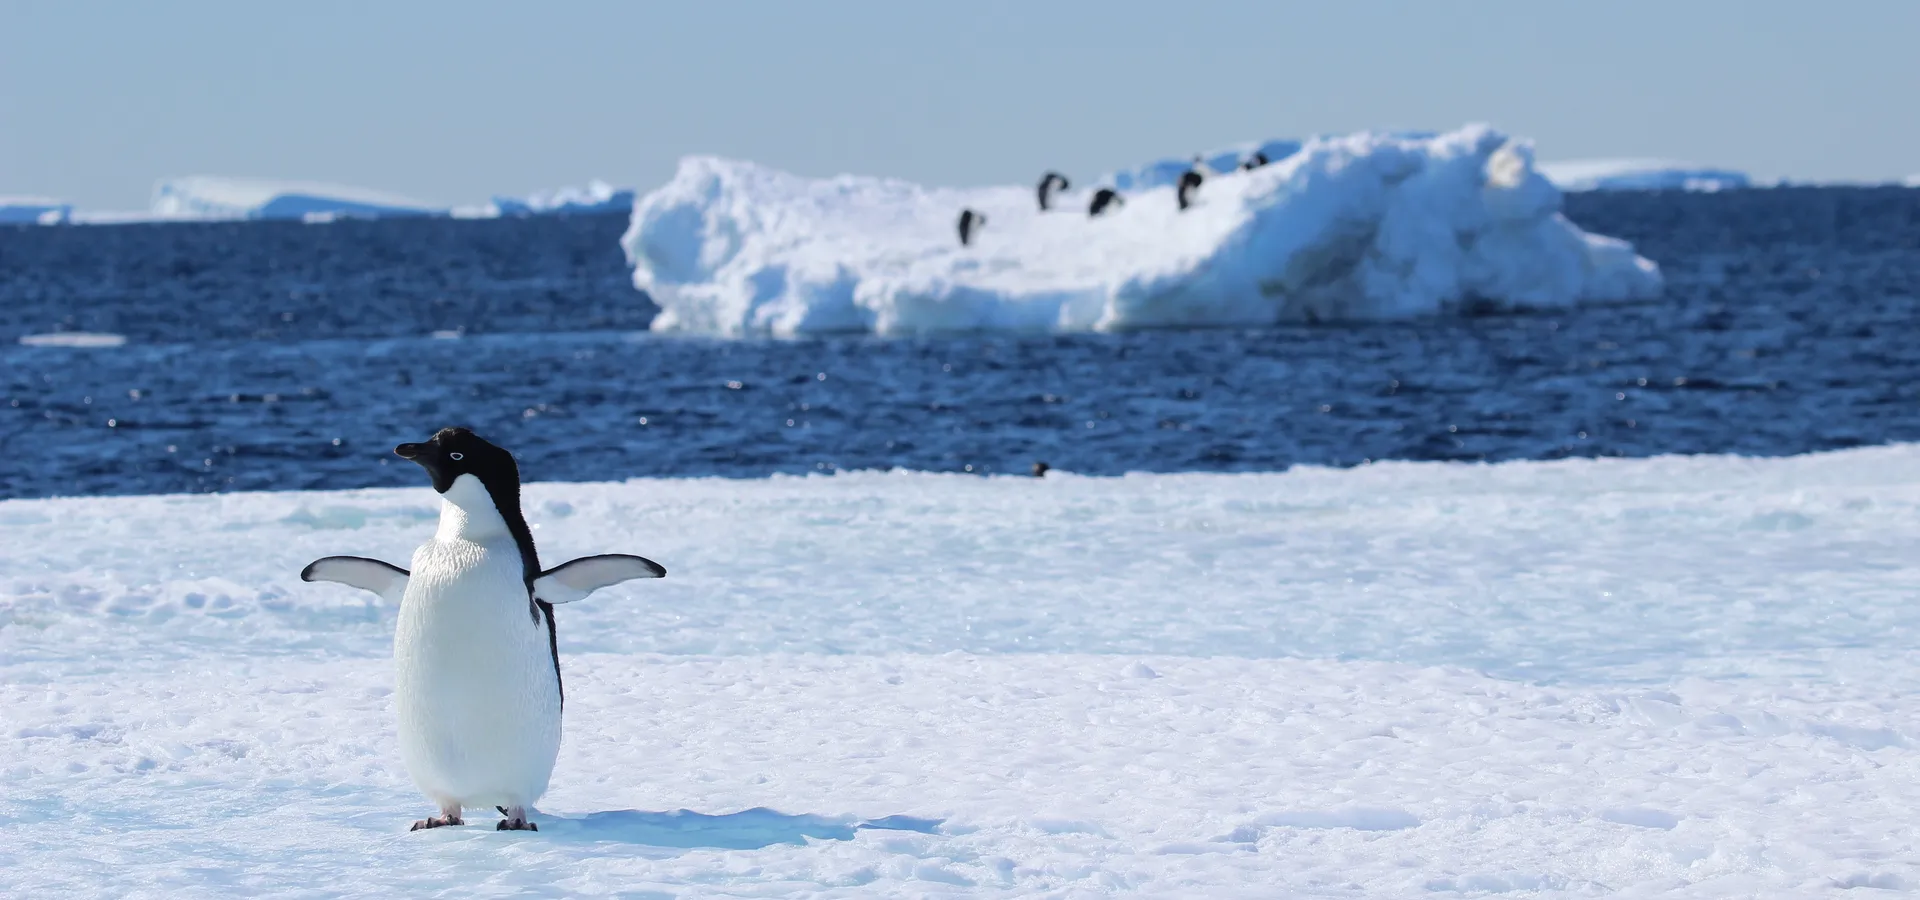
[2,187,1918,498]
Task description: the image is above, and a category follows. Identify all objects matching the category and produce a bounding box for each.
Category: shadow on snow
[536,807,942,850]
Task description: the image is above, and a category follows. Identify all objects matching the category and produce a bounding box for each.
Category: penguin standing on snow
[957,208,986,246]
[1240,151,1270,171]
[1036,171,1070,211]
[301,427,665,833]
[1176,168,1204,211]
[1088,188,1124,217]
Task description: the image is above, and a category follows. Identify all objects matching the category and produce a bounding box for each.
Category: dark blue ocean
[2,188,1918,499]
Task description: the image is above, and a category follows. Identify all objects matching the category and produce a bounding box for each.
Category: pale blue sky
[3,0,1914,209]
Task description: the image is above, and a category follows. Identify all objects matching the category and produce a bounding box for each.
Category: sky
[3,0,1916,210]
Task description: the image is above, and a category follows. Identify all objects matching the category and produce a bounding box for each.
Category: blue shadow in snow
[539,807,942,850]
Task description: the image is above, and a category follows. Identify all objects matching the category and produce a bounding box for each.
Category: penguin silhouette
[1177,170,1203,211]
[957,208,986,246]
[1037,172,1070,211]
[1088,188,1124,217]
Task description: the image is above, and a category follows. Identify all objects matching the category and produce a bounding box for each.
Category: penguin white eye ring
[298,426,667,834]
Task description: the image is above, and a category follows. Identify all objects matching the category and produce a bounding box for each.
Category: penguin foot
[410,814,464,831]
[496,805,538,831]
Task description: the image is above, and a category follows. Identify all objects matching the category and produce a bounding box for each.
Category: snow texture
[149,176,440,221]
[0,196,72,225]
[8,446,1920,895]
[1537,158,1752,192]
[622,125,1663,336]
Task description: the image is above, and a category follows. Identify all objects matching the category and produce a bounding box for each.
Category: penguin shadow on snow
[534,807,943,850]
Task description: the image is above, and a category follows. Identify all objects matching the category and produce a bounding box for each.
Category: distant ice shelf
[455,180,637,218]
[621,124,1665,336]
[1536,158,1751,192]
[150,176,440,221]
[0,197,73,225]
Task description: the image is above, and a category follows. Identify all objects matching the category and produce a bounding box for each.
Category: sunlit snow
[6,447,1920,895]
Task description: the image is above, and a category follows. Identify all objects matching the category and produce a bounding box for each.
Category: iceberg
[1537,158,1750,192]
[149,176,441,221]
[488,179,635,217]
[0,196,72,225]
[621,125,1664,336]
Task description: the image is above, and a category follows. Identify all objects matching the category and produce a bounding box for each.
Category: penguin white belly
[395,536,560,810]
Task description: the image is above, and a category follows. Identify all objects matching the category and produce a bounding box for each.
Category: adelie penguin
[957,208,986,246]
[301,427,665,833]
[1240,151,1270,171]
[1088,188,1124,217]
[1176,169,1204,211]
[1036,171,1070,211]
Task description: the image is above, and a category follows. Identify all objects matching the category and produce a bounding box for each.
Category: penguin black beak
[395,442,423,460]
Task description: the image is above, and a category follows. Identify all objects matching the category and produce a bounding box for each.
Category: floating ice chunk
[1537,158,1751,192]
[621,125,1663,336]
[149,176,440,221]
[18,332,127,348]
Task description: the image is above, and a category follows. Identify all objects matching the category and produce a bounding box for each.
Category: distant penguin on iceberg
[300,427,666,833]
[1088,188,1124,217]
[1240,151,1270,171]
[1037,172,1070,211]
[1032,461,1050,478]
[1177,169,1204,211]
[958,208,986,246]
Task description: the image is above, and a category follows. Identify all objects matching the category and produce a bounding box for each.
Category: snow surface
[9,446,1920,895]
[1537,159,1751,193]
[150,176,439,221]
[622,125,1663,336]
[0,196,72,225]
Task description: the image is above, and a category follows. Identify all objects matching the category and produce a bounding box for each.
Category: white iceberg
[621,125,1664,336]
[0,196,72,225]
[149,176,441,221]
[1538,158,1750,192]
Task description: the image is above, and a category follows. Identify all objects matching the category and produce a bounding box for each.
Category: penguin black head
[1032,461,1050,478]
[395,427,520,495]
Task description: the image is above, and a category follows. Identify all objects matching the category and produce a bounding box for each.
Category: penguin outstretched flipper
[532,554,667,605]
[301,556,409,605]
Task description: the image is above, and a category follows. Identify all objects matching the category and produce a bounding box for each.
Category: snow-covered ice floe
[9,446,1920,895]
[0,196,72,225]
[1538,158,1752,192]
[621,124,1663,336]
[150,176,441,221]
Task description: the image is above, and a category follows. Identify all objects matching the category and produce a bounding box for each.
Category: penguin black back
[1088,188,1123,217]
[1177,170,1204,210]
[1241,151,1269,171]
[1037,171,1070,211]
[957,208,985,246]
